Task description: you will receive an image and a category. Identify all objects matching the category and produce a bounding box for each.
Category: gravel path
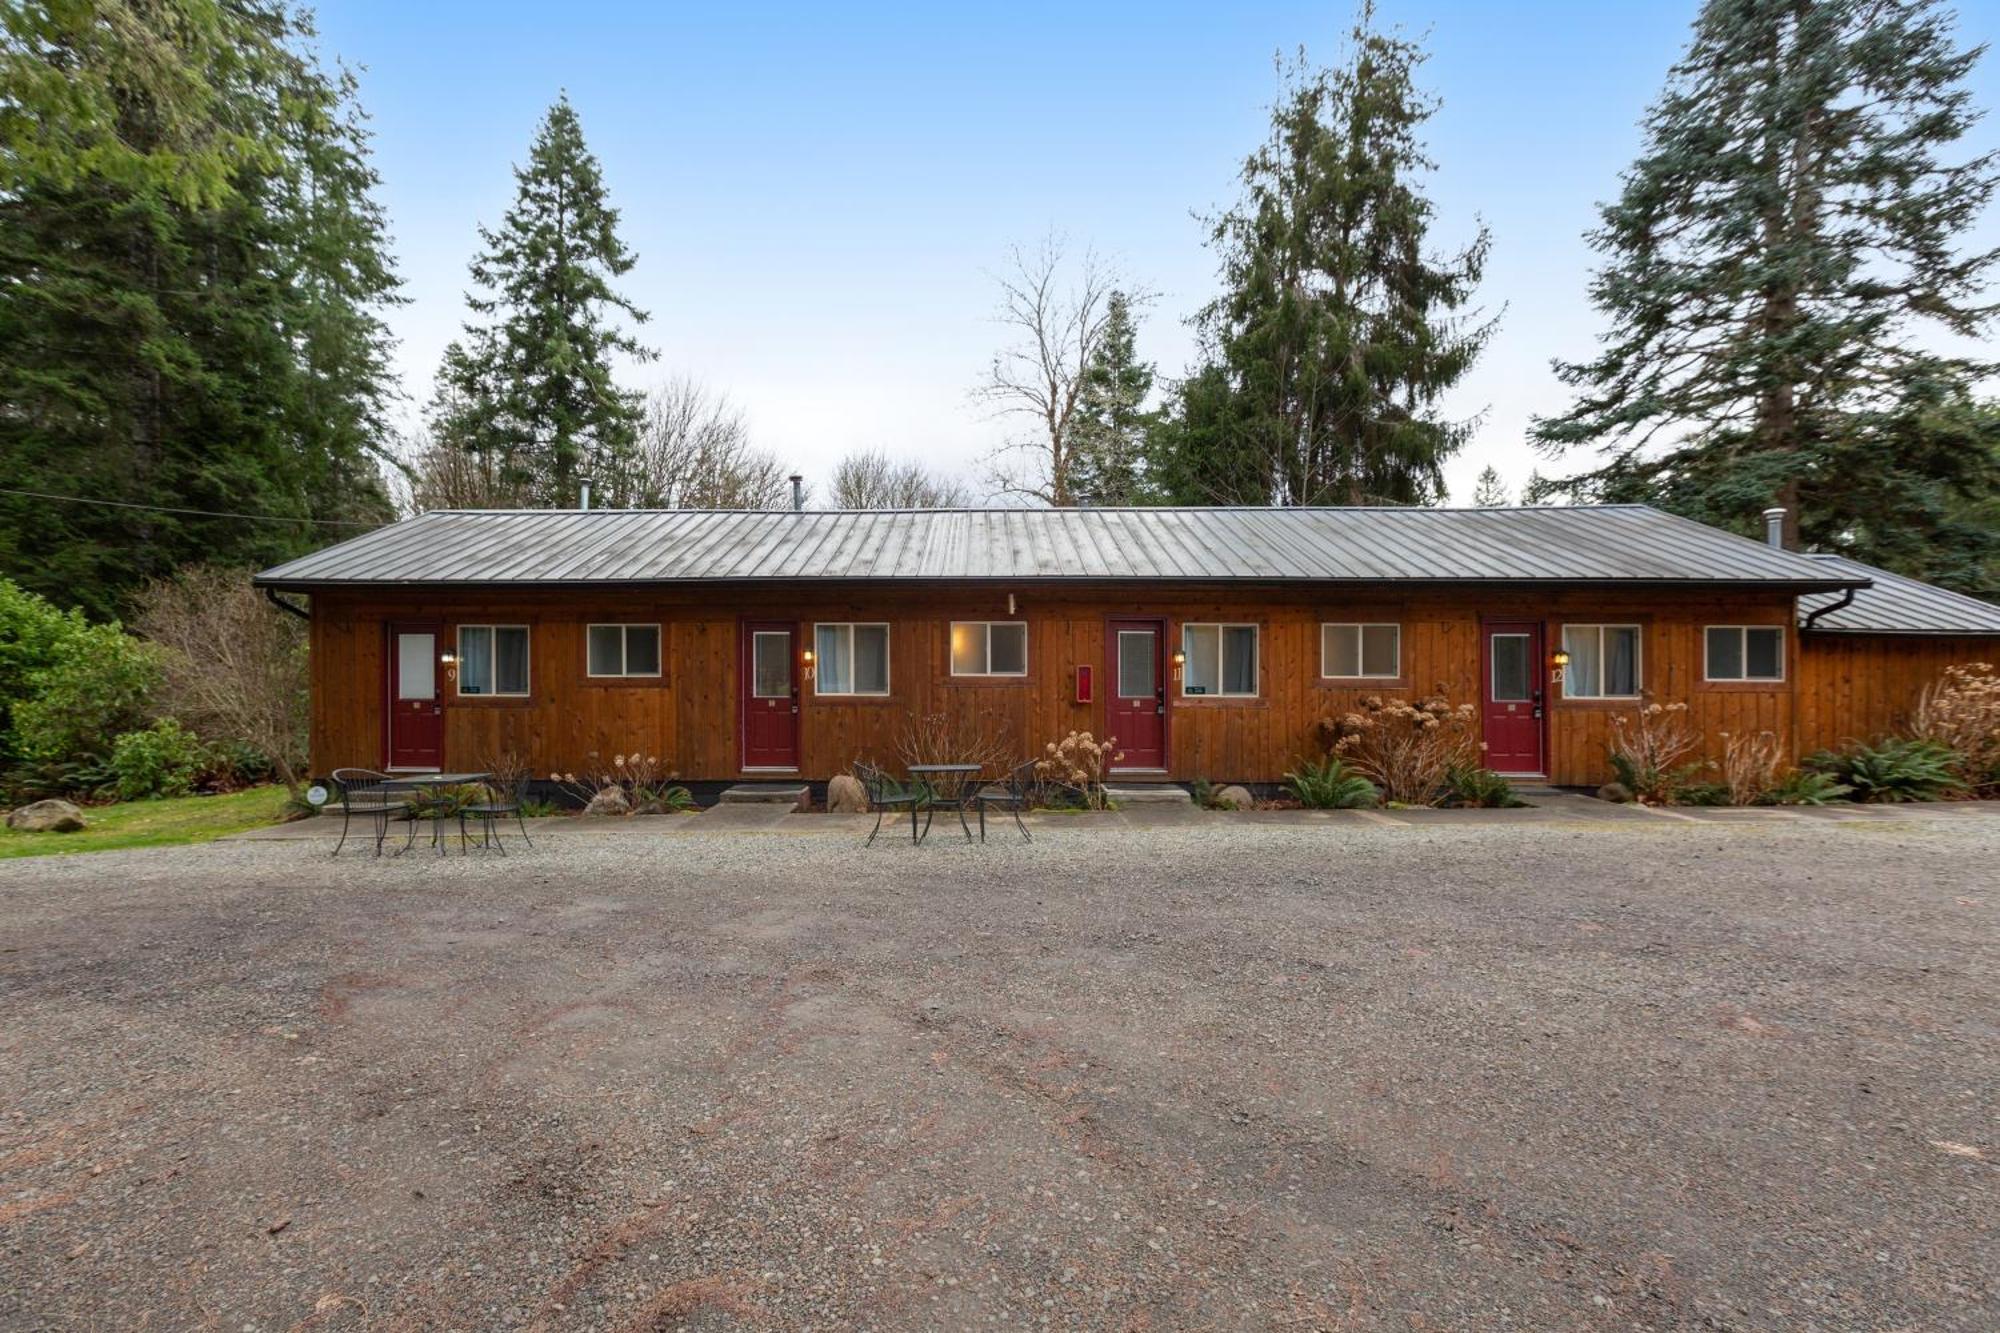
[0,818,1995,1330]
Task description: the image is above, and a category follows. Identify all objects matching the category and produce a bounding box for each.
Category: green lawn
[0,786,290,860]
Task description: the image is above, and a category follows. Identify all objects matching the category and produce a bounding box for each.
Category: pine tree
[0,1,401,618]
[1170,8,1495,507]
[1532,0,2000,587]
[1470,466,1510,507]
[1067,291,1156,505]
[437,96,652,508]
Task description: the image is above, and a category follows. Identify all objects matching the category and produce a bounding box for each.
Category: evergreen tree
[1470,465,1510,507]
[1532,0,2000,588]
[436,96,652,508]
[1169,9,1495,507]
[1068,291,1156,505]
[0,1,400,618]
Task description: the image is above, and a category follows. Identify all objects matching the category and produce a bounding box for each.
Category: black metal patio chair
[460,774,533,854]
[330,768,412,857]
[975,758,1038,843]
[855,761,922,846]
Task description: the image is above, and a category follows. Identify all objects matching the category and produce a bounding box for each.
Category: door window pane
[1745,627,1782,679]
[754,632,791,697]
[458,626,491,695]
[1118,631,1156,698]
[397,633,435,700]
[1491,634,1530,701]
[1705,627,1743,680]
[588,625,624,676]
[494,627,530,694]
[1222,626,1257,694]
[988,623,1027,675]
[625,625,661,675]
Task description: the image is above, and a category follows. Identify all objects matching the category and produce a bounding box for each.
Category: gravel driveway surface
[1,817,1995,1331]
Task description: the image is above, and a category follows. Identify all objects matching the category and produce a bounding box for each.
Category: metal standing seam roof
[1797,555,2000,636]
[252,504,1871,590]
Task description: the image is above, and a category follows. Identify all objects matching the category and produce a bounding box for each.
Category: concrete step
[718,783,810,811]
[1103,784,1194,806]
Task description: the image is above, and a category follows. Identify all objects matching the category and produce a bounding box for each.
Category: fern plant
[1804,739,1961,803]
[1284,756,1379,809]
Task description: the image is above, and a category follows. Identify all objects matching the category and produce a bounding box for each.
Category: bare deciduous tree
[974,236,1150,506]
[132,566,309,799]
[403,418,528,512]
[627,376,798,508]
[830,450,971,508]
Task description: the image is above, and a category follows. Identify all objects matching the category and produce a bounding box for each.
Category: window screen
[1182,623,1257,697]
[1706,626,1784,681]
[815,624,889,696]
[1562,625,1640,699]
[1323,624,1401,678]
[588,624,661,678]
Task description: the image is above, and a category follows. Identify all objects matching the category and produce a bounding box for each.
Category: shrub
[0,578,94,767]
[109,719,209,800]
[1908,662,2000,796]
[1317,690,1477,806]
[1765,769,1852,806]
[1036,731,1121,810]
[1283,756,1378,809]
[1716,730,1786,807]
[1444,763,1525,808]
[1805,738,1962,803]
[1606,700,1700,805]
[8,623,163,785]
[551,751,692,813]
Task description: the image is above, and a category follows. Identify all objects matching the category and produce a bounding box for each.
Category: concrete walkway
[225,792,2000,845]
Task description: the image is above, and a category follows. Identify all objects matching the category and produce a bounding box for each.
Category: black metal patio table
[906,763,982,844]
[383,772,491,855]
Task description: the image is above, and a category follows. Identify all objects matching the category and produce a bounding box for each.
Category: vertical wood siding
[305,586,1993,788]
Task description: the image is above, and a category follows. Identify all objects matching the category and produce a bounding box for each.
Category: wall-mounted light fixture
[801,648,815,664]
[1171,649,1187,668]
[1551,648,1571,669]
[440,652,457,666]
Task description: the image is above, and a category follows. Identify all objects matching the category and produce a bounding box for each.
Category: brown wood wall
[298,582,1992,790]
[1794,634,2000,756]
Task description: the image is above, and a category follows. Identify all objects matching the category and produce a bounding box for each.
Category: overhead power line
[0,485,380,528]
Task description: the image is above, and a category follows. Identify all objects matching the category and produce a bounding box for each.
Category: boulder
[1211,784,1255,811]
[826,773,868,813]
[1596,781,1634,804]
[7,798,87,833]
[581,786,632,817]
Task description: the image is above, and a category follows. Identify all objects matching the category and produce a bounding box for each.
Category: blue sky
[313,0,2000,504]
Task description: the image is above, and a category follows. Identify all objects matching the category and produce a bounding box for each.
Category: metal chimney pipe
[1762,506,1785,549]
[789,474,804,512]
[579,478,593,512]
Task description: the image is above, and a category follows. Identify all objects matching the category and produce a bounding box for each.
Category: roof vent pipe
[789,474,804,512]
[579,478,593,512]
[1762,506,1785,549]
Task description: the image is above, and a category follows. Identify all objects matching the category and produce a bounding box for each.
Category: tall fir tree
[435,96,652,509]
[1532,0,2000,589]
[1067,291,1156,505]
[0,0,401,618]
[1159,8,1494,507]
[1470,465,1510,507]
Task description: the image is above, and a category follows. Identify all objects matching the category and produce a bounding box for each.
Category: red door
[386,624,443,770]
[1482,622,1545,775]
[740,622,800,769]
[1107,618,1167,770]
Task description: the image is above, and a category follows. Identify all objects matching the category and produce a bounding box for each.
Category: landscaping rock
[1211,784,1256,811]
[826,774,867,813]
[581,787,631,817]
[6,799,87,833]
[1596,782,1634,804]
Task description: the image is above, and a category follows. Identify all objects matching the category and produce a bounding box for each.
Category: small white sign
[305,783,330,808]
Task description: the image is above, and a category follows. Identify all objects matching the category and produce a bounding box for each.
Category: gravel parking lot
[1,814,1996,1331]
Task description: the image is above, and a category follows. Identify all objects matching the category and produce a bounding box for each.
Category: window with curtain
[949,621,1028,676]
[814,623,890,696]
[1321,623,1401,678]
[1561,624,1640,699]
[1704,626,1784,681]
[1182,623,1258,697]
[586,624,661,677]
[457,625,530,696]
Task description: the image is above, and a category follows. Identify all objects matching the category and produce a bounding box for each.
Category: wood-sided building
[252,505,2000,791]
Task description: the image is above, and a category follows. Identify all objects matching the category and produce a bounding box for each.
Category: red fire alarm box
[1075,664,1093,703]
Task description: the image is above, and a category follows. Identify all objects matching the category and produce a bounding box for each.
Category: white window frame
[949,620,1028,677]
[812,622,892,697]
[585,623,662,679]
[456,623,531,698]
[1320,622,1402,680]
[1560,623,1643,700]
[1180,622,1260,698]
[1703,625,1786,682]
